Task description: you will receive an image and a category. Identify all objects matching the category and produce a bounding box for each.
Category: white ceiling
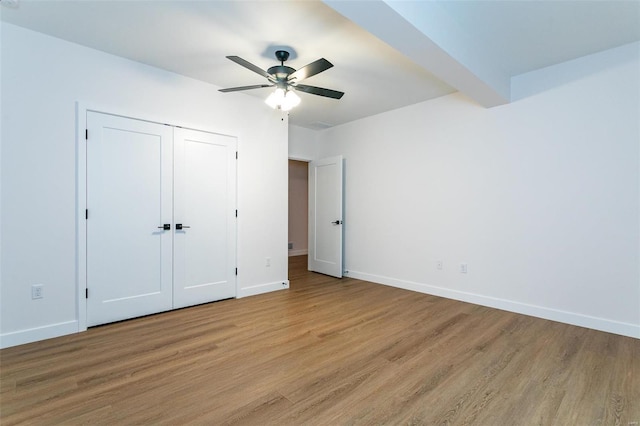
[2,0,639,129]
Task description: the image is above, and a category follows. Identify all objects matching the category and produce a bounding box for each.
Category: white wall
[289,124,319,161]
[317,42,640,338]
[0,24,289,348]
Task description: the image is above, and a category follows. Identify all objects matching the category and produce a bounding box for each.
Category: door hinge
[235,268,238,276]
[235,151,238,160]
[85,209,88,219]
[235,209,238,217]
[85,288,88,299]
[85,129,88,140]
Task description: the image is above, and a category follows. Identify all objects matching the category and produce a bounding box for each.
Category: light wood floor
[1,255,638,425]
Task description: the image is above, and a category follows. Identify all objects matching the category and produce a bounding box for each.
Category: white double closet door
[86,112,236,327]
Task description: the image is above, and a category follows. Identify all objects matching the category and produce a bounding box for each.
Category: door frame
[76,102,238,332]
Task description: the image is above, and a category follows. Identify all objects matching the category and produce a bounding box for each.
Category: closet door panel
[173,128,237,308]
[86,112,173,326]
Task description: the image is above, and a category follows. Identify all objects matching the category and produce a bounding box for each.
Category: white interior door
[86,112,173,326]
[308,155,343,277]
[173,128,237,308]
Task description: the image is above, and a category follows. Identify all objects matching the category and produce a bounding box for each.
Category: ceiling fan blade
[219,84,273,93]
[288,58,333,82]
[293,84,344,99]
[226,56,273,80]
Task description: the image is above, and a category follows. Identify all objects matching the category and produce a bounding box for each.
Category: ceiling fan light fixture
[265,88,300,111]
[282,90,301,111]
[265,88,285,109]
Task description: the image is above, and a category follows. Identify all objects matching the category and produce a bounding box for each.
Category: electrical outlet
[288,242,293,250]
[460,263,468,274]
[266,257,271,267]
[32,284,43,299]
[436,260,443,270]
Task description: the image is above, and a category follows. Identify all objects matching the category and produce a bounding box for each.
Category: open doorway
[288,159,309,258]
[288,160,308,280]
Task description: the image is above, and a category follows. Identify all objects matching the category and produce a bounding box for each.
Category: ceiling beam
[324,0,510,107]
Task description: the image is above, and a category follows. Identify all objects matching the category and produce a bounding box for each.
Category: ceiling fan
[219,50,345,103]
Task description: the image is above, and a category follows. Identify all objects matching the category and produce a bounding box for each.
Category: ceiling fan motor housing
[270,50,295,82]
[268,65,296,81]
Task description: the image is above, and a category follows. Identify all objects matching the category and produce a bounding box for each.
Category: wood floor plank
[1,255,639,425]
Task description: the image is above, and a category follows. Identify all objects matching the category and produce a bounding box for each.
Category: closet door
[173,128,237,308]
[86,112,173,326]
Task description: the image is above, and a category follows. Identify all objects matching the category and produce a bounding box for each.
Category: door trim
[76,102,238,332]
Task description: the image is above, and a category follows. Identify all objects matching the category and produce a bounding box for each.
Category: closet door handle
[176,224,191,230]
[157,224,171,230]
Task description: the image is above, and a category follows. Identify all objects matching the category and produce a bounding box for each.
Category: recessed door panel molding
[173,128,237,308]
[86,112,174,326]
[308,155,343,278]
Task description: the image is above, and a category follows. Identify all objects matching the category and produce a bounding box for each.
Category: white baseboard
[237,280,290,298]
[0,320,79,349]
[345,270,639,339]
[288,249,308,257]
